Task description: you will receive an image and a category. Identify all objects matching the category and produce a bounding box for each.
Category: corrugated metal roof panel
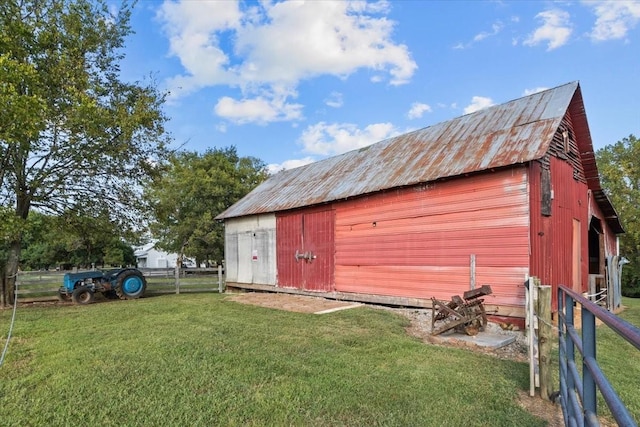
[217,82,581,220]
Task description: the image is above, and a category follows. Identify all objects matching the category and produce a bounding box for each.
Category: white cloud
[524,9,573,50]
[299,122,401,156]
[454,21,504,49]
[407,102,432,119]
[325,92,344,108]
[523,87,549,96]
[158,1,241,98]
[214,95,303,124]
[235,1,416,86]
[267,157,316,174]
[473,22,504,42]
[587,0,640,41]
[159,0,416,123]
[464,96,495,114]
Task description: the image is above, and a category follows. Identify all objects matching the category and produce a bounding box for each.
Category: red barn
[216,82,623,321]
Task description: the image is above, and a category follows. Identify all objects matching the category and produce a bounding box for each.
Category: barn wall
[334,167,530,311]
[223,214,276,285]
[529,156,590,309]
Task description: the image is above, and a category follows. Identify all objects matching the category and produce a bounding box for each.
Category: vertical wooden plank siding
[334,167,530,310]
[276,208,335,291]
[572,219,582,292]
[530,156,589,309]
[224,233,239,282]
[276,213,304,288]
[237,232,253,283]
[302,210,335,291]
[224,214,277,285]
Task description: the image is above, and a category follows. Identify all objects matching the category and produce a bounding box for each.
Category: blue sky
[120,0,640,172]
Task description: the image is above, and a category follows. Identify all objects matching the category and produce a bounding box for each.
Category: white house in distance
[134,242,197,268]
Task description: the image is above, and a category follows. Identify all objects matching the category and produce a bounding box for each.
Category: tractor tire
[115,270,146,300]
[58,291,72,303]
[72,286,95,305]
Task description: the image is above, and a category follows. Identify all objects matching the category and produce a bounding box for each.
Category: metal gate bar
[558,285,640,427]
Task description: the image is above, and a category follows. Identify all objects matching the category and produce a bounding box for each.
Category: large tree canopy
[0,0,170,304]
[596,134,640,296]
[145,147,269,267]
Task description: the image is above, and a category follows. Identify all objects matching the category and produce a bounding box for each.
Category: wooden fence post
[526,277,537,397]
[537,283,552,400]
[218,265,223,293]
[174,265,180,295]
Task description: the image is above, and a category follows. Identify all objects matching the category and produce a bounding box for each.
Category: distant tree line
[0,209,136,271]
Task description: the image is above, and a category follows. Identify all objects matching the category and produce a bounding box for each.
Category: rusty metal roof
[217,82,622,233]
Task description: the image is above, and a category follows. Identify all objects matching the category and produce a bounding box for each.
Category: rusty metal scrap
[431,285,493,336]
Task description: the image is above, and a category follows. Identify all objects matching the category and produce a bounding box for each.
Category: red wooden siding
[334,167,530,310]
[276,213,303,288]
[529,156,590,309]
[276,208,335,291]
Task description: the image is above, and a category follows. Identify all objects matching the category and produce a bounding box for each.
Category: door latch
[294,250,316,262]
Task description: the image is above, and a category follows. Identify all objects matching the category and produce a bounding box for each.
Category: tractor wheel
[72,286,95,305]
[57,291,72,303]
[115,270,146,300]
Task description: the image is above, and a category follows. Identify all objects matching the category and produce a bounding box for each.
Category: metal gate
[557,285,640,426]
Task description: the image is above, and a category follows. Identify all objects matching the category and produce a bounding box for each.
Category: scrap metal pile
[431,285,493,336]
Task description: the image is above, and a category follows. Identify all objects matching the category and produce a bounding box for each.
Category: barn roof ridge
[216,81,620,234]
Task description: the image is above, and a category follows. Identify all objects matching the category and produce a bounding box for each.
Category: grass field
[0,294,638,426]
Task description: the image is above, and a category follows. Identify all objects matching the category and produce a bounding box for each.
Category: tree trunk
[4,238,22,305]
[2,194,30,306]
[1,267,5,307]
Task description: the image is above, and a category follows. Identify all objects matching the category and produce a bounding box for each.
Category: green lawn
[1,295,637,426]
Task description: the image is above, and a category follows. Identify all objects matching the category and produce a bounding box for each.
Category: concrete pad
[226,293,363,314]
[314,303,363,315]
[437,332,516,349]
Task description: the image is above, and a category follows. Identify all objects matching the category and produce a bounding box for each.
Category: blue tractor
[58,268,147,304]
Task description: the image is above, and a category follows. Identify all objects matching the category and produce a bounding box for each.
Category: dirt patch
[516,390,564,426]
[225,292,362,314]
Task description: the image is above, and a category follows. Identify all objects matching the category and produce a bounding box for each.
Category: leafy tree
[597,134,640,296]
[145,147,269,267]
[0,0,170,305]
[19,212,62,270]
[54,207,138,268]
[19,210,137,270]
